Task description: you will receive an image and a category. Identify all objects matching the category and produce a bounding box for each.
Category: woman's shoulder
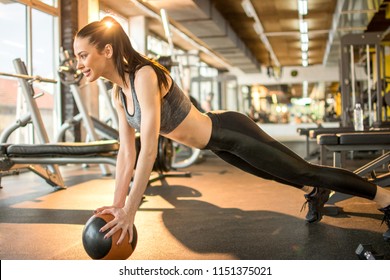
[133,65,158,89]
[134,65,157,82]
[136,65,155,76]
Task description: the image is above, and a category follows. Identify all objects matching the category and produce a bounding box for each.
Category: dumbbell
[355,244,384,260]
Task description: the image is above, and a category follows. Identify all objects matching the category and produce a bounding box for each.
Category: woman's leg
[213,149,331,223]
[205,111,390,239]
[212,149,331,223]
[213,150,303,188]
[206,111,377,199]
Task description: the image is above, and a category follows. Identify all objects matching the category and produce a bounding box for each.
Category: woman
[73,16,390,245]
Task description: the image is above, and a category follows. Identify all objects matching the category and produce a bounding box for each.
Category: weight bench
[296,126,354,160]
[0,140,119,189]
[317,131,390,187]
[308,126,355,141]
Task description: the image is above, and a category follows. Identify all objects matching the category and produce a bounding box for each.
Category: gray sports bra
[120,71,192,134]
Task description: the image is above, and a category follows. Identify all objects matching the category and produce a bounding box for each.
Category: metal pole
[375,44,382,125]
[350,45,356,107]
[160,9,183,89]
[70,84,111,175]
[366,44,373,126]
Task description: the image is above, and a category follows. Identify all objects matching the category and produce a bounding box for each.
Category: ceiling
[99,0,390,75]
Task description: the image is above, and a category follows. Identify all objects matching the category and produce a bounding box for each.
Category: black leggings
[204,111,377,200]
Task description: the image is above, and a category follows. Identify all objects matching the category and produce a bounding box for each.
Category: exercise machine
[57,51,115,175]
[57,50,119,141]
[340,32,388,128]
[0,58,120,189]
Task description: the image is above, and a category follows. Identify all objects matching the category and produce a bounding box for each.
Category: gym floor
[1,145,390,260]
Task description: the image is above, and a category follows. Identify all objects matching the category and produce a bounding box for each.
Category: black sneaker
[379,205,390,241]
[301,188,331,223]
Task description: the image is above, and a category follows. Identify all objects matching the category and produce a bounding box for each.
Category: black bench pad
[309,127,355,139]
[338,132,390,145]
[1,140,119,157]
[317,134,339,145]
[317,131,390,145]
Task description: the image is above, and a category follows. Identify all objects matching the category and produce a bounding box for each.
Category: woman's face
[73,37,111,82]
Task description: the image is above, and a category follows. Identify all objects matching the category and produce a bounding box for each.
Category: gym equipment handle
[0,71,57,84]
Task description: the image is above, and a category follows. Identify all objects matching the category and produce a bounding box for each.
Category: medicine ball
[82,213,138,260]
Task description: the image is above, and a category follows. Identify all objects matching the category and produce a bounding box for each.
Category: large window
[0,1,59,144]
[0,2,27,74]
[0,2,28,144]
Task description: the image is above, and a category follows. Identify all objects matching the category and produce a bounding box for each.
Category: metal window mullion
[26,5,35,144]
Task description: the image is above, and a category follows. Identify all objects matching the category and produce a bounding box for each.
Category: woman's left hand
[95,206,135,245]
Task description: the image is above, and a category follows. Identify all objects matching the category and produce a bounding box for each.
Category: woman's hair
[75,16,169,93]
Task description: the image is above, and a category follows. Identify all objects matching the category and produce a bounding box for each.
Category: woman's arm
[96,84,138,241]
[112,85,137,208]
[124,67,161,215]
[100,67,162,244]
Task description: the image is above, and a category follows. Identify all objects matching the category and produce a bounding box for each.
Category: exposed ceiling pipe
[241,0,280,67]
[322,0,346,65]
[128,0,232,69]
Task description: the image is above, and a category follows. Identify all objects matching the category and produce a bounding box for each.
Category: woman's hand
[94,206,135,245]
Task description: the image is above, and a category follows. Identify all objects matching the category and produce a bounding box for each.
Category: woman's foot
[379,205,390,241]
[301,187,331,223]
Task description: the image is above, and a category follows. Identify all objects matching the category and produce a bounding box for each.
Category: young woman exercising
[73,16,390,245]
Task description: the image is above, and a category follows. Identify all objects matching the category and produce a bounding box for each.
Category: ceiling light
[301,52,308,60]
[160,9,171,38]
[253,22,263,35]
[300,33,309,43]
[302,59,308,67]
[241,0,256,18]
[298,0,308,16]
[301,42,308,52]
[299,20,308,33]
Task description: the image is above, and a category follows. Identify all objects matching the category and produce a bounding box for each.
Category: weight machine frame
[340,32,387,127]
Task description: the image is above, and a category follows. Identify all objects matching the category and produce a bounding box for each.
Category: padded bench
[0,140,119,188]
[2,140,119,157]
[317,131,390,165]
[296,126,355,160]
[317,132,390,187]
[308,126,355,139]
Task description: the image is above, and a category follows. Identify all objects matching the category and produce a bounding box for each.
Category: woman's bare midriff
[163,105,212,149]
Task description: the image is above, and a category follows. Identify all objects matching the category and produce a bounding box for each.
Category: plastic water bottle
[353,103,364,131]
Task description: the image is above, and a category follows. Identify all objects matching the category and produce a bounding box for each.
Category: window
[38,0,58,8]
[0,1,59,144]
[0,2,28,143]
[0,2,27,74]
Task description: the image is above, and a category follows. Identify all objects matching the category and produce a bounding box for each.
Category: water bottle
[353,103,364,131]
